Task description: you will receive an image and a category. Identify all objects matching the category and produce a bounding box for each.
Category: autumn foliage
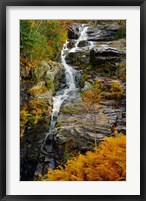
[81,82,101,104]
[48,134,126,181]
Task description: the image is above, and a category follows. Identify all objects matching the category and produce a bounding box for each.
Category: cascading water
[43,25,89,143]
[40,24,95,171]
[69,26,88,52]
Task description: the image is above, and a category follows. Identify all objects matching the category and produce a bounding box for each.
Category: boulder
[78,40,90,47]
[33,60,64,91]
[86,26,114,42]
[86,23,124,42]
[65,50,90,66]
[90,46,124,66]
[106,23,120,31]
[67,40,76,49]
[33,61,49,80]
[82,81,92,91]
[68,23,81,39]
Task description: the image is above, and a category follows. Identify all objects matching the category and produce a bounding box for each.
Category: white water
[42,25,95,142]
[70,26,88,52]
[47,25,90,135]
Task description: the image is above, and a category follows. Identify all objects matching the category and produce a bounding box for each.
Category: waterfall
[43,25,89,140]
[38,24,97,173]
[69,26,88,52]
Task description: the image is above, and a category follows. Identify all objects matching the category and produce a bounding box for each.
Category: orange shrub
[81,82,101,104]
[48,134,126,181]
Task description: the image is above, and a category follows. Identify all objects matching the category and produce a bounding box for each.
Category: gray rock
[65,50,90,66]
[78,40,90,47]
[34,164,43,176]
[56,135,68,144]
[67,40,76,49]
[33,61,49,80]
[68,23,81,39]
[44,144,54,153]
[82,81,92,91]
[115,126,126,135]
[90,46,123,66]
[106,24,120,31]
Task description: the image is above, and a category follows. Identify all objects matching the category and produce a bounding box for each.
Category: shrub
[110,81,124,99]
[20,107,31,137]
[28,98,51,126]
[81,82,101,104]
[116,63,126,82]
[47,134,126,181]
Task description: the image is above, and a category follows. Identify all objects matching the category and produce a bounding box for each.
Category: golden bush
[48,134,126,181]
[110,81,124,99]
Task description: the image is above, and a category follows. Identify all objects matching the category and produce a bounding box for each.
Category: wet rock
[65,50,90,66]
[37,139,44,145]
[80,146,93,153]
[45,157,51,162]
[86,27,114,41]
[56,134,68,144]
[20,159,37,181]
[34,163,43,176]
[78,40,90,47]
[106,24,120,31]
[44,144,54,153]
[48,158,55,169]
[67,40,76,49]
[90,46,123,66]
[117,118,126,126]
[20,129,47,181]
[86,27,95,34]
[68,23,81,39]
[32,60,64,92]
[20,83,31,106]
[74,71,82,88]
[86,23,123,41]
[114,126,126,135]
[82,81,92,91]
[65,52,78,64]
[122,112,126,118]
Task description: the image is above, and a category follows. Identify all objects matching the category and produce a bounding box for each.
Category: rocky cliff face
[20,59,65,180]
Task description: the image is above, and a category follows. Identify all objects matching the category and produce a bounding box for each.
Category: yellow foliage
[29,98,48,116]
[28,86,48,96]
[81,82,101,104]
[20,107,30,126]
[48,134,126,181]
[20,107,31,137]
[20,58,39,68]
[110,81,124,99]
[27,98,51,126]
[117,63,126,82]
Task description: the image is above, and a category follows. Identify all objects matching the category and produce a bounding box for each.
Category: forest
[20,20,126,181]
